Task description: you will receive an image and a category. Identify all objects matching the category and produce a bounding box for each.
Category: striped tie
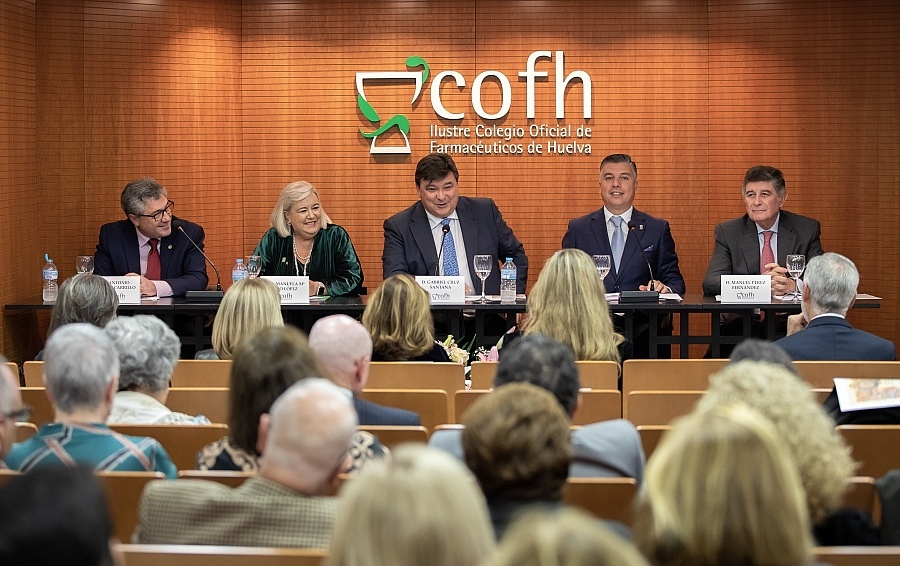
[441,219,459,276]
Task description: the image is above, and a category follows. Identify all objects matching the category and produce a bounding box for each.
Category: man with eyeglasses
[0,356,28,466]
[94,178,209,297]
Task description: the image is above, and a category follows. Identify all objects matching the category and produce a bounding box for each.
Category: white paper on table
[834,378,900,412]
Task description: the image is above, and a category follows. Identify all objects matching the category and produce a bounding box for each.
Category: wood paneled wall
[1,0,898,359]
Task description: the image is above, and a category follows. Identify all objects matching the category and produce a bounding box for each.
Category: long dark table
[5,293,880,358]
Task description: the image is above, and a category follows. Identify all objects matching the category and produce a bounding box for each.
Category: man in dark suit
[308,314,420,426]
[562,153,685,357]
[382,153,527,295]
[776,253,898,424]
[94,178,208,297]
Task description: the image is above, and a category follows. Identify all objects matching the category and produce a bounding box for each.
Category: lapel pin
[167,244,173,250]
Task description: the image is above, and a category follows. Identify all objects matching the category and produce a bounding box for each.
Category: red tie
[760,231,775,274]
[146,238,161,280]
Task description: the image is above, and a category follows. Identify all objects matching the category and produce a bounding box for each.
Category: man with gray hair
[137,378,356,547]
[309,314,420,426]
[0,357,28,466]
[4,324,176,477]
[94,177,208,297]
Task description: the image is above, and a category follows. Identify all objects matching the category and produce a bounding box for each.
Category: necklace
[292,237,313,276]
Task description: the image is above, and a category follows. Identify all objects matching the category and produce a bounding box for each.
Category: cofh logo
[355,51,592,155]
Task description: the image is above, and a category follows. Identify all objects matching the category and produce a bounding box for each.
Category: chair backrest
[469,360,619,390]
[357,389,448,430]
[454,389,490,423]
[15,421,38,442]
[170,360,233,387]
[636,425,671,460]
[367,362,465,416]
[575,390,622,425]
[562,477,638,526]
[625,391,704,426]
[22,360,43,387]
[165,388,230,424]
[108,424,229,470]
[812,546,900,566]
[5,361,18,382]
[19,387,52,425]
[836,425,900,478]
[842,476,881,526]
[177,470,255,488]
[113,544,328,566]
[621,359,726,415]
[794,361,900,389]
[357,425,428,449]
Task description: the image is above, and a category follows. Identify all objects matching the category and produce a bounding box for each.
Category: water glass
[76,255,94,274]
[246,255,262,278]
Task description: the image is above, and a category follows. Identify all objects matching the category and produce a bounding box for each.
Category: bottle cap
[45,253,51,262]
[506,257,512,261]
[236,259,243,263]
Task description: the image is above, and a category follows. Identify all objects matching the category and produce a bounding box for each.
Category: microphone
[435,222,451,276]
[619,221,660,303]
[175,220,224,300]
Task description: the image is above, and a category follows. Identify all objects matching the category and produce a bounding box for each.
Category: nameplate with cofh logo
[720,275,771,303]
[415,276,465,304]
[102,276,141,304]
[262,276,310,304]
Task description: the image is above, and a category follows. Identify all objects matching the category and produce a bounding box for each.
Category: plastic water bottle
[500,257,517,303]
[231,258,248,284]
[42,254,59,302]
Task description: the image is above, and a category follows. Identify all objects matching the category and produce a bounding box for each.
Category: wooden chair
[836,425,900,478]
[114,544,328,566]
[813,546,900,566]
[357,425,428,449]
[19,387,52,425]
[22,360,44,387]
[15,421,38,441]
[177,470,254,487]
[357,389,449,430]
[165,387,230,424]
[561,477,638,526]
[795,361,900,389]
[454,389,490,422]
[621,359,726,415]
[455,389,621,425]
[170,360,233,387]
[4,361,18,382]
[366,362,466,416]
[625,391,704,426]
[469,360,619,391]
[843,476,881,525]
[108,424,228,470]
[636,425,671,459]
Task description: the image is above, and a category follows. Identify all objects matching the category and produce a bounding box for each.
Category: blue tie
[441,219,459,276]
[611,216,625,271]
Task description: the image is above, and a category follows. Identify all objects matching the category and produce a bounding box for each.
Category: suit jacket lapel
[776,214,798,266]
[457,198,481,290]
[740,216,761,275]
[159,234,177,279]
[408,204,439,275]
[122,224,142,275]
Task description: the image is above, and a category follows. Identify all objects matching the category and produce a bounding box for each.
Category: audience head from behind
[326,444,495,566]
[0,466,114,566]
[258,378,357,495]
[209,277,284,360]
[634,403,813,566]
[48,273,119,336]
[494,333,580,418]
[697,360,855,524]
[0,356,25,461]
[309,314,373,393]
[485,507,649,566]
[105,315,180,397]
[362,273,437,361]
[728,338,798,375]
[524,248,623,362]
[801,252,859,318]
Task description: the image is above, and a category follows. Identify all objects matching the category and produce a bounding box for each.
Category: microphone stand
[619,222,660,304]
[177,223,224,300]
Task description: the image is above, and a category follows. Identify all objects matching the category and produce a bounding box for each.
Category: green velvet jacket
[252,224,364,296]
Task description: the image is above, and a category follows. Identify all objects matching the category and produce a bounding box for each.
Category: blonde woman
[196,277,283,360]
[326,444,495,566]
[253,180,363,296]
[634,403,814,566]
[362,274,451,362]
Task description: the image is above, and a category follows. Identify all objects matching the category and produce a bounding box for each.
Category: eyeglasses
[1,405,33,423]
[134,200,175,222]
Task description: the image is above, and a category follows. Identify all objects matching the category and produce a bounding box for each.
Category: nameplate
[415,276,465,303]
[721,275,771,303]
[102,276,141,304]
[262,276,310,304]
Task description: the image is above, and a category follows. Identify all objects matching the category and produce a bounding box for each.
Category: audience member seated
[0,356,27,466]
[195,277,284,360]
[728,338,799,374]
[325,444,495,566]
[5,324,176,477]
[361,274,451,362]
[0,466,115,566]
[698,360,876,545]
[36,273,119,360]
[430,334,644,482]
[634,404,813,566]
[137,378,355,547]
[105,315,210,424]
[197,326,385,473]
[462,382,571,538]
[495,249,627,362]
[485,508,649,566]
[309,314,420,425]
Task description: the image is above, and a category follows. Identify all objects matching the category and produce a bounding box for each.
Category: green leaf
[406,55,430,83]
[357,94,380,122]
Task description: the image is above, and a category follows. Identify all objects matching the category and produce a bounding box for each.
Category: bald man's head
[308,315,373,393]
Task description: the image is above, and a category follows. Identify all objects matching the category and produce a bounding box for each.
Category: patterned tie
[760,230,775,274]
[441,219,459,276]
[146,238,161,280]
[610,216,625,271]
